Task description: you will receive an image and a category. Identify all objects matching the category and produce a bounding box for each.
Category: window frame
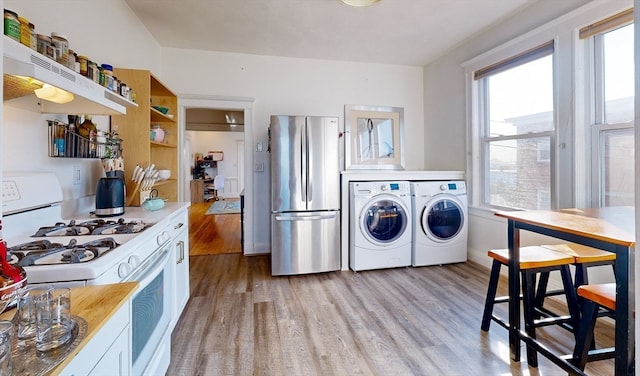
[462,2,632,212]
[587,22,635,207]
[473,42,558,211]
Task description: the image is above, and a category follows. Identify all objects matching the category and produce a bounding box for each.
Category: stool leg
[572,300,599,371]
[522,270,538,367]
[574,264,588,288]
[481,260,502,331]
[560,265,581,339]
[534,271,550,314]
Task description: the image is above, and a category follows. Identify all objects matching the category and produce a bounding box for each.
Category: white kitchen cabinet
[169,208,190,329]
[88,326,130,376]
[62,300,131,376]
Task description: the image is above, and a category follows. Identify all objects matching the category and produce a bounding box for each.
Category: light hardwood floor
[189,201,242,255]
[168,251,614,374]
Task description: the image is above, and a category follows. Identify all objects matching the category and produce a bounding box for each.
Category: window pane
[488,137,551,209]
[604,24,634,123]
[602,128,634,206]
[488,55,554,136]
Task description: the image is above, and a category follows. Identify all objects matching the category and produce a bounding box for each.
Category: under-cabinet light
[34,84,74,104]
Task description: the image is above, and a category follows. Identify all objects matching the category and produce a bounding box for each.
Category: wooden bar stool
[541,243,616,287]
[481,246,581,367]
[572,283,616,371]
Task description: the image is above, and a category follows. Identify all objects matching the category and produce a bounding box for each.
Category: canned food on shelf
[4,9,20,42]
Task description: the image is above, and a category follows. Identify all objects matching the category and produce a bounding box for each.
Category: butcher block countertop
[1,282,139,374]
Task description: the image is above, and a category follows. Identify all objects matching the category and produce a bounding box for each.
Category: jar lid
[101,64,113,71]
[18,16,28,23]
[4,9,18,17]
[36,34,51,41]
[51,32,68,40]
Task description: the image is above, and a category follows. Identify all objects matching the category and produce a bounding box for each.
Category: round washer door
[421,195,465,243]
[360,195,409,246]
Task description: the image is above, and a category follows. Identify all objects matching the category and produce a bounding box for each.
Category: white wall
[161,49,425,253]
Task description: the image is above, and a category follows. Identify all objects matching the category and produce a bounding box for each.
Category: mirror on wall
[345,104,404,170]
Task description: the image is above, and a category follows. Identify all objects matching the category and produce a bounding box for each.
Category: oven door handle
[125,245,171,284]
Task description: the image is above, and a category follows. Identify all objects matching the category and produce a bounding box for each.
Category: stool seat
[572,283,617,370]
[541,244,616,264]
[488,246,574,269]
[577,283,616,310]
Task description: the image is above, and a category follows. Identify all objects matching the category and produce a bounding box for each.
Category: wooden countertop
[1,282,139,374]
[495,207,635,247]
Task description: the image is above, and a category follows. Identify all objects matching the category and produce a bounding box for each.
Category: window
[465,4,634,212]
[475,42,555,210]
[586,21,634,206]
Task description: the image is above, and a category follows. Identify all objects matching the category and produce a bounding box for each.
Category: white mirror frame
[344,104,405,170]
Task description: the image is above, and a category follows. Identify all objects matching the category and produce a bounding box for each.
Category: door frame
[178,95,255,254]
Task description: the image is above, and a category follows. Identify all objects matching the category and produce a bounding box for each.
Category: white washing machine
[411,181,468,266]
[350,181,412,271]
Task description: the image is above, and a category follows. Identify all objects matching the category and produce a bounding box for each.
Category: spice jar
[4,9,20,42]
[37,34,56,59]
[51,32,69,66]
[77,55,88,77]
[18,16,30,47]
[101,64,115,91]
[28,22,36,50]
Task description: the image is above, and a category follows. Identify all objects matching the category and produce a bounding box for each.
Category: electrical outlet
[73,166,81,185]
[254,163,264,172]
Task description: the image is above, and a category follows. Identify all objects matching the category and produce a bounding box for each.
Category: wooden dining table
[495,207,635,376]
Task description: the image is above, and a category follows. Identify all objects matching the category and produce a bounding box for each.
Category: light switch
[256,142,263,152]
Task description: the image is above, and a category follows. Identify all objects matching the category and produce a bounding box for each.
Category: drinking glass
[0,320,13,376]
[35,287,72,351]
[16,287,51,346]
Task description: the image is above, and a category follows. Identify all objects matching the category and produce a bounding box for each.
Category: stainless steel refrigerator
[270,115,341,276]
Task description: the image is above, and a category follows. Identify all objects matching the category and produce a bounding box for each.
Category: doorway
[178,96,255,255]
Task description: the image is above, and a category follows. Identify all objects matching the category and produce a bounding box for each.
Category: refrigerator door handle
[275,213,338,221]
[301,120,307,203]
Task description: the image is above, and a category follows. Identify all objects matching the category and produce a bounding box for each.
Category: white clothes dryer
[410,181,468,267]
[350,181,412,271]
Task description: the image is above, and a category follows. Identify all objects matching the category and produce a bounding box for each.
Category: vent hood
[2,36,137,115]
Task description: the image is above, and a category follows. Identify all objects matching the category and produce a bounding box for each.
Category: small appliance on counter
[95,176,125,216]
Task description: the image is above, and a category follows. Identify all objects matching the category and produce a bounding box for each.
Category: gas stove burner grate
[7,240,63,252]
[8,238,120,266]
[32,218,149,237]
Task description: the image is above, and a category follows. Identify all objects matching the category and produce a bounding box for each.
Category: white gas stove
[1,172,163,286]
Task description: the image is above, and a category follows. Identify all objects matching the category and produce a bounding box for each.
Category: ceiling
[124,0,538,66]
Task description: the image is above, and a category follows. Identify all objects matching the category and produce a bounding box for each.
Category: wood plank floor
[168,253,614,375]
[189,201,242,255]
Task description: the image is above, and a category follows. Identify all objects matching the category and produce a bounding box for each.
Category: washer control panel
[352,181,411,196]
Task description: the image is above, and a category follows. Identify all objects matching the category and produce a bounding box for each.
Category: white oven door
[126,241,173,376]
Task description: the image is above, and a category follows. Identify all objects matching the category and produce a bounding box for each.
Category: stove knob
[157,231,169,246]
[118,262,133,279]
[128,255,140,269]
